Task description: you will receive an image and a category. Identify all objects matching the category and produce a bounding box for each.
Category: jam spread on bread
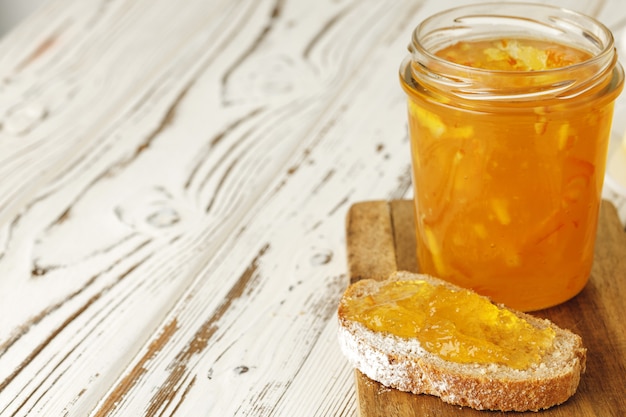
[342,279,555,370]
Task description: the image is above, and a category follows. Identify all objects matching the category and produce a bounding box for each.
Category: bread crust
[337,271,586,412]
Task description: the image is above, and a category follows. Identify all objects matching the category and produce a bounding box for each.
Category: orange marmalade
[401,5,624,311]
[436,38,591,71]
[343,279,555,370]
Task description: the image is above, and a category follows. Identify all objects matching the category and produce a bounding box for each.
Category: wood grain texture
[0,0,624,416]
[346,201,398,283]
[0,0,420,415]
[347,200,626,417]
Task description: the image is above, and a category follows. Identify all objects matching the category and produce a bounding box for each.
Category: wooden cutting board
[345,200,626,416]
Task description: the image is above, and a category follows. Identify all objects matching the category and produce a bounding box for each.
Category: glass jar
[399,2,624,311]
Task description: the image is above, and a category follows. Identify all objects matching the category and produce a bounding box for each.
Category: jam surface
[436,38,591,71]
[344,279,556,370]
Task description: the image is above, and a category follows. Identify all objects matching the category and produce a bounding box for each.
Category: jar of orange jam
[399,3,624,311]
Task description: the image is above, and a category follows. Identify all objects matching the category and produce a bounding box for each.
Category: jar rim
[410,2,616,76]
[402,2,623,104]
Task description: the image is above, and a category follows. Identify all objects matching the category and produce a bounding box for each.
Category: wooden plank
[346,201,398,283]
[347,199,626,416]
[0,0,421,415]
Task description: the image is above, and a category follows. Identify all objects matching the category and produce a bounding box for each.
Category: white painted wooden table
[0,0,625,416]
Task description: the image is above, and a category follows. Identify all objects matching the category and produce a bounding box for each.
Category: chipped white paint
[0,0,624,416]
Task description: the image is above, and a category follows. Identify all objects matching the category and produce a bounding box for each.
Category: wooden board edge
[346,201,397,283]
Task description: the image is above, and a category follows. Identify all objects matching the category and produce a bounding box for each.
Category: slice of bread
[337,271,586,412]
